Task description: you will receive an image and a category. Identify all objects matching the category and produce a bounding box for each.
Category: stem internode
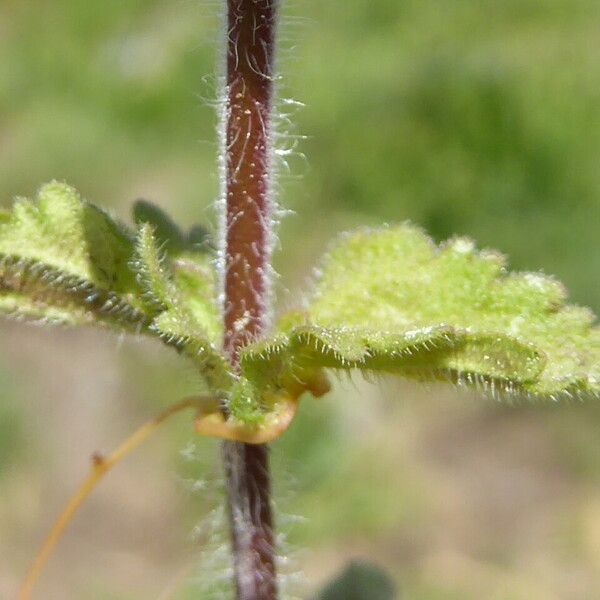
[221,1,279,598]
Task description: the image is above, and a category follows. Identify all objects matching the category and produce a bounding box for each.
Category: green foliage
[302,225,599,400]
[226,223,600,421]
[3,4,600,596]
[132,223,230,390]
[0,182,148,330]
[0,183,230,392]
[0,185,597,429]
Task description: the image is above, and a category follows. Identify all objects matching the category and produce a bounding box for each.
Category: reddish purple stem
[221,1,279,599]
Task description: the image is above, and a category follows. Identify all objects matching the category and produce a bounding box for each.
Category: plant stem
[221,1,279,599]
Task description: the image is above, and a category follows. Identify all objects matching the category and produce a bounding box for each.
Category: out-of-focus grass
[0,0,599,598]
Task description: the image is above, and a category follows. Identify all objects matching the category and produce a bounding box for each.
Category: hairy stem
[221,1,279,599]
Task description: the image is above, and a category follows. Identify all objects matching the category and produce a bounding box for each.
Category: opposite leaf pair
[0,182,598,442]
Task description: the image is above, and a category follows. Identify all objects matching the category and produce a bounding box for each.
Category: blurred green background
[1,0,599,598]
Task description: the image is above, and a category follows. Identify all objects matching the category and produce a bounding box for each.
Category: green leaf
[132,223,231,391]
[234,225,597,422]
[0,183,231,398]
[1,182,133,290]
[232,322,541,422]
[5,184,596,435]
[0,182,149,329]
[297,224,599,400]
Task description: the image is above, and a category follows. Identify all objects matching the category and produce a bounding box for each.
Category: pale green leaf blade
[133,224,231,390]
[0,183,150,330]
[0,182,134,291]
[234,323,542,424]
[171,254,220,341]
[303,224,599,399]
[133,223,221,340]
[132,222,177,314]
